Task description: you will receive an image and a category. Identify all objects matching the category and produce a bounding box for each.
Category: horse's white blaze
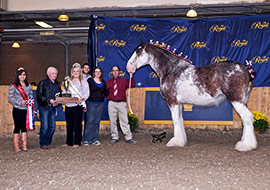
[127,48,151,71]
[127,53,138,68]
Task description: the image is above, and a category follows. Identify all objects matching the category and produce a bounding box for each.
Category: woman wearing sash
[63,63,89,147]
[8,67,33,152]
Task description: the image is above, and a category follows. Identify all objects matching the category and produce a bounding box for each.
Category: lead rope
[128,73,134,114]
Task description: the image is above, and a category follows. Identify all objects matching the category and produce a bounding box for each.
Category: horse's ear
[140,40,146,47]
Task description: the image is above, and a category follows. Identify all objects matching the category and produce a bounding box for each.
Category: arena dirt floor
[0,128,270,190]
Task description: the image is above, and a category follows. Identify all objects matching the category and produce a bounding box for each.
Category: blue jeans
[83,101,104,143]
[39,106,56,147]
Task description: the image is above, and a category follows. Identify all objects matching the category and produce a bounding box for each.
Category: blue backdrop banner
[94,15,270,87]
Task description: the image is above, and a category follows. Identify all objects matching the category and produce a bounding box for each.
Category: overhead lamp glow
[12,42,20,48]
[186,9,197,18]
[58,14,69,22]
[35,21,53,28]
[40,31,55,36]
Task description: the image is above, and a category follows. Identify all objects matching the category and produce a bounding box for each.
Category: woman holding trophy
[62,63,89,147]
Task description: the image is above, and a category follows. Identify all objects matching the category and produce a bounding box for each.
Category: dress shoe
[47,145,55,149]
[126,139,136,144]
[110,139,119,144]
[40,146,49,150]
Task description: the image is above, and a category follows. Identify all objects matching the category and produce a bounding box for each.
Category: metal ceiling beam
[2,27,89,32]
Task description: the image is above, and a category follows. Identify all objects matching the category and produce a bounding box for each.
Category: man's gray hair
[47,67,58,75]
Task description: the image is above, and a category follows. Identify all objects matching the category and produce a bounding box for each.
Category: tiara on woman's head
[17,67,24,71]
[72,62,81,68]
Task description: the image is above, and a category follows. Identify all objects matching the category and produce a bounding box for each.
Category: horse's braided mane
[148,41,192,64]
[146,41,255,81]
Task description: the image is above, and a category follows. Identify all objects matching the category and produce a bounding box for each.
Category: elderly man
[106,66,136,144]
[37,67,61,150]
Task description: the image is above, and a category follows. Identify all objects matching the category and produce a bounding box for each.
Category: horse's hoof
[235,140,257,152]
[166,137,186,147]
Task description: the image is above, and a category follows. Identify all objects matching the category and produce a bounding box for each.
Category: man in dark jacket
[37,67,61,150]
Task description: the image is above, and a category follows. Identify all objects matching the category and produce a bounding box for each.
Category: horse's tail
[242,81,253,104]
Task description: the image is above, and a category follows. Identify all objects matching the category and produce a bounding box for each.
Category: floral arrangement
[117,111,139,132]
[251,111,269,134]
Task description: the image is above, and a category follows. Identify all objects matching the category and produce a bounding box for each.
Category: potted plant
[117,111,139,132]
[251,111,269,134]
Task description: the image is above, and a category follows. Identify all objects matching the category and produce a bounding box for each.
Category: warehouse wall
[0,43,88,85]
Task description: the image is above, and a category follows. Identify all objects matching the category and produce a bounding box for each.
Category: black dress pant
[12,107,27,134]
[65,106,83,146]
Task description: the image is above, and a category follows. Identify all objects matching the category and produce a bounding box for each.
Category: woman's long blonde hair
[71,62,83,82]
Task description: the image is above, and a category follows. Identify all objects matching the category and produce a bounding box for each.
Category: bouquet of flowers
[251,111,269,134]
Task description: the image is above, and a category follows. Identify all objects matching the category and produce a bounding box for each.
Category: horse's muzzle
[126,63,136,74]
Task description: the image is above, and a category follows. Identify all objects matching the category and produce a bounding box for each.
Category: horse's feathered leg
[166,104,187,147]
[231,102,257,151]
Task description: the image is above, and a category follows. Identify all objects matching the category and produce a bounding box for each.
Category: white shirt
[63,79,90,107]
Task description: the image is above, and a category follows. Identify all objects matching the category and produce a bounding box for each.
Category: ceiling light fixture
[12,42,20,48]
[186,9,198,18]
[35,21,53,28]
[40,31,55,36]
[58,14,69,22]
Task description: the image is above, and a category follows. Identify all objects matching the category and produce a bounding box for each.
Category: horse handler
[106,66,136,144]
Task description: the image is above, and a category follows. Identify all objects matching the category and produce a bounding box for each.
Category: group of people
[8,63,136,152]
